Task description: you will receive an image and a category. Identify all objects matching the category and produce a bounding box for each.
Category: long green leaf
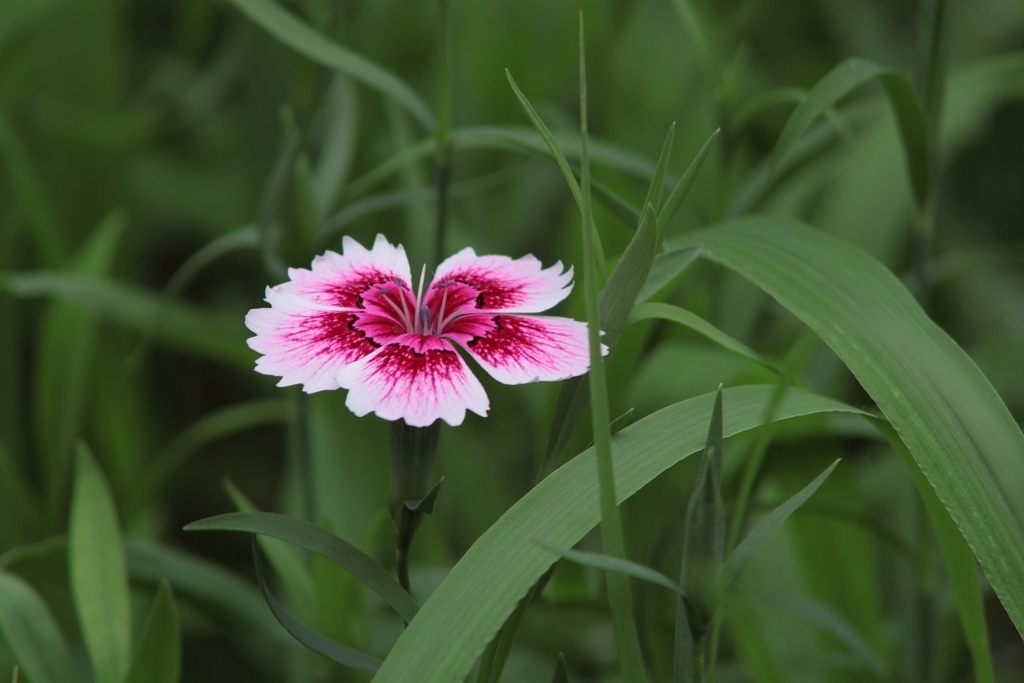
[125,580,181,683]
[343,125,657,201]
[251,540,381,672]
[35,211,125,526]
[224,0,434,131]
[124,539,288,646]
[637,247,702,302]
[577,19,646,678]
[0,272,249,367]
[224,484,316,617]
[372,386,866,682]
[542,545,684,596]
[0,572,76,683]
[540,204,658,475]
[628,302,772,370]
[768,58,929,207]
[875,420,994,683]
[69,444,131,683]
[724,459,840,585]
[138,399,288,505]
[657,128,719,236]
[674,217,1024,634]
[184,511,418,624]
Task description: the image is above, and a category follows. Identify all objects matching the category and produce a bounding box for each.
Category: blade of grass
[627,302,773,370]
[224,0,434,131]
[541,545,684,596]
[125,580,180,683]
[675,216,1024,634]
[0,272,250,368]
[250,539,381,672]
[874,420,995,683]
[372,386,866,682]
[767,58,929,208]
[69,444,131,683]
[657,128,719,237]
[577,17,646,678]
[0,572,76,683]
[184,511,418,623]
[724,459,840,585]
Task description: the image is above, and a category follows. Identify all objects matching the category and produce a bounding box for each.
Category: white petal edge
[431,247,574,313]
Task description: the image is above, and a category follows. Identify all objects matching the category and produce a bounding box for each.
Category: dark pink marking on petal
[428,249,574,314]
[450,314,594,385]
[246,301,388,392]
[338,334,489,427]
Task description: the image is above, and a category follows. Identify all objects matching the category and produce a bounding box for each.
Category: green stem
[578,15,647,683]
[433,0,453,270]
[911,0,951,309]
[390,420,441,594]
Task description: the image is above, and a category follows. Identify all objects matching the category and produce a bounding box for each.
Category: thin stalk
[578,15,647,683]
[433,0,454,270]
[707,336,815,679]
[910,0,951,308]
[390,420,441,594]
[288,390,314,523]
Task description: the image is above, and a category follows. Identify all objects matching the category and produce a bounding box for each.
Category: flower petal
[427,248,573,314]
[447,314,600,385]
[337,335,489,427]
[279,234,413,308]
[246,289,398,392]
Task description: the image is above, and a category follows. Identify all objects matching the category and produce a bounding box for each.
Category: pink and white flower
[245,235,601,427]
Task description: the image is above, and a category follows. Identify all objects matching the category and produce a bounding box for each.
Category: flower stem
[390,420,441,594]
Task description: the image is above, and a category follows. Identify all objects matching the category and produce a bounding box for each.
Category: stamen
[418,305,433,335]
[414,264,427,311]
[436,287,450,334]
[375,287,412,331]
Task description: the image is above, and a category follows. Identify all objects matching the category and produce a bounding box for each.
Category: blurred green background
[1,0,1022,680]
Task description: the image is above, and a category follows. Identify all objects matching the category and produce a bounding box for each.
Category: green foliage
[1,0,1022,680]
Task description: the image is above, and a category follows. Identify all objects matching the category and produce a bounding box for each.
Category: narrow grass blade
[551,654,569,683]
[768,58,929,207]
[125,580,181,683]
[139,399,288,504]
[250,541,381,672]
[577,17,646,678]
[724,459,840,585]
[185,511,418,623]
[35,211,125,527]
[125,539,288,645]
[225,0,434,131]
[731,87,807,129]
[224,483,315,616]
[69,444,131,683]
[675,217,1024,634]
[637,247,702,302]
[756,596,887,678]
[0,272,250,367]
[680,387,725,630]
[643,123,676,214]
[541,544,684,596]
[0,439,41,543]
[0,572,76,683]
[628,302,773,370]
[372,386,866,682]
[505,71,582,207]
[658,128,719,235]
[313,75,359,218]
[875,420,995,683]
[540,204,658,475]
